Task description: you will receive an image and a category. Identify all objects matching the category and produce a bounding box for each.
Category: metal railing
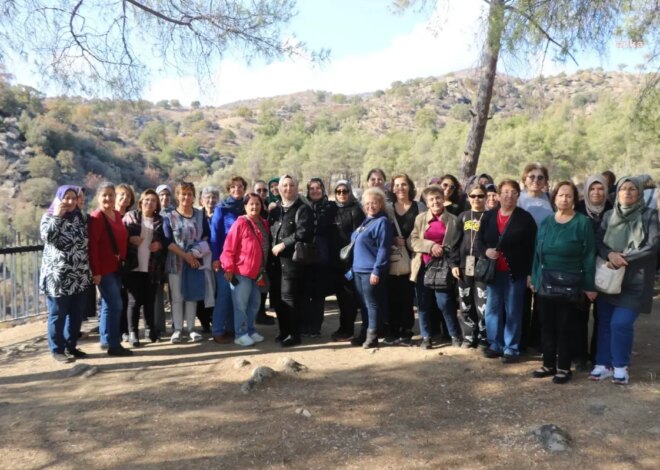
[0,233,45,322]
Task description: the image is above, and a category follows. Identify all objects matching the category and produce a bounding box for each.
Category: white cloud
[145,0,487,106]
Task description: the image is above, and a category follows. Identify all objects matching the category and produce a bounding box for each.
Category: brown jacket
[409,210,461,283]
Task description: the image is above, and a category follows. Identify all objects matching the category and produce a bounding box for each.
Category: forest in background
[0,67,658,241]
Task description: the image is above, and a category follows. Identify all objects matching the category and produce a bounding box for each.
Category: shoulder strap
[101,212,120,258]
[495,209,514,250]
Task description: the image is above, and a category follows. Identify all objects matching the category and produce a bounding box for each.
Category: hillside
[0,68,658,240]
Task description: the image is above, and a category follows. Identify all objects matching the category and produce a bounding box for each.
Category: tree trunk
[460,0,505,185]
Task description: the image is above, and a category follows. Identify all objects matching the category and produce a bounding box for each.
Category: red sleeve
[220,217,243,273]
[88,211,103,276]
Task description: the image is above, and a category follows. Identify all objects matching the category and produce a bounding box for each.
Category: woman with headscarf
[210,176,247,343]
[590,177,659,385]
[40,185,93,363]
[301,177,336,337]
[329,180,365,341]
[575,174,613,366]
[268,175,315,347]
[266,176,282,210]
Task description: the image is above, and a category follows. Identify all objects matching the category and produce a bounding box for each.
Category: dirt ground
[0,297,659,470]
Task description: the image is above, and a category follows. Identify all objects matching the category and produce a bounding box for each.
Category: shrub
[22,177,58,206]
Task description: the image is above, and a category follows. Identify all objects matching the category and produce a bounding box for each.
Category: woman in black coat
[329,180,365,341]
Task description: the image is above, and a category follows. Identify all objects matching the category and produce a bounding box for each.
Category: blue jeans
[353,272,386,333]
[415,272,460,339]
[212,271,234,335]
[595,299,639,368]
[47,291,86,353]
[98,272,123,348]
[230,274,260,337]
[485,271,525,356]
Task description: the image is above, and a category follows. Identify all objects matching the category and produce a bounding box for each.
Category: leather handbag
[339,219,376,265]
[423,257,453,290]
[537,269,582,302]
[389,216,411,276]
[594,257,625,294]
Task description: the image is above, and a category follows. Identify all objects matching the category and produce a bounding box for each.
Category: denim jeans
[47,291,86,353]
[98,272,123,348]
[485,271,526,356]
[212,270,234,335]
[353,272,386,333]
[595,299,639,368]
[230,274,260,337]
[415,271,460,339]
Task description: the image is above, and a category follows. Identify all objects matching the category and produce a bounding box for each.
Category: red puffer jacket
[221,215,269,280]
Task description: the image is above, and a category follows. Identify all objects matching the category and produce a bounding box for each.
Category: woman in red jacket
[221,193,270,347]
[88,182,132,356]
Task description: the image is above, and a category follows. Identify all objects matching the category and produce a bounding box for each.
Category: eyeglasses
[527,174,545,181]
[335,189,349,195]
[442,183,456,190]
[256,188,268,193]
[469,194,485,199]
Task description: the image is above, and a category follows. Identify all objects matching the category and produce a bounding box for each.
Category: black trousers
[387,273,415,339]
[120,284,129,336]
[125,271,158,339]
[335,268,360,335]
[301,264,330,335]
[457,275,487,345]
[572,296,599,363]
[270,257,305,338]
[538,296,575,371]
[521,288,541,351]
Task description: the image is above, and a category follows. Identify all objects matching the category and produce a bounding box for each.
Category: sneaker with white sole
[170,330,182,344]
[588,365,613,381]
[189,331,203,342]
[250,332,265,343]
[612,367,629,385]
[234,334,255,347]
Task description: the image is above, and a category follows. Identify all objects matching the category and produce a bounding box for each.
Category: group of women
[40,165,659,385]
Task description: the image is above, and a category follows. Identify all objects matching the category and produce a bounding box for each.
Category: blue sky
[5,0,651,105]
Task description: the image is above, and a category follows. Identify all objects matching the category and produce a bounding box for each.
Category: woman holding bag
[221,193,270,347]
[530,181,597,384]
[386,173,425,345]
[590,177,659,385]
[410,185,462,349]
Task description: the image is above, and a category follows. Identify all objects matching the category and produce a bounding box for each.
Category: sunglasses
[527,174,545,181]
[442,183,456,190]
[469,194,485,199]
[256,188,268,193]
[335,189,349,195]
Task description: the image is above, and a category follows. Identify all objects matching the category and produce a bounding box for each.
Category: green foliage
[156,100,170,109]
[21,177,58,206]
[414,107,437,130]
[13,204,41,240]
[331,94,347,104]
[191,100,201,109]
[450,104,472,122]
[139,121,167,151]
[170,99,181,108]
[27,154,60,179]
[315,91,327,103]
[431,81,449,99]
[235,106,253,119]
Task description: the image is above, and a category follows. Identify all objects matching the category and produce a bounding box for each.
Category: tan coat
[409,210,461,283]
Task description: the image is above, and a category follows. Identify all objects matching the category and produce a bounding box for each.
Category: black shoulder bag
[292,204,320,265]
[101,212,138,276]
[423,221,454,291]
[475,210,513,284]
[339,218,376,265]
[537,233,582,302]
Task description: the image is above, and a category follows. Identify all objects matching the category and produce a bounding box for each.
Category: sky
[5,0,652,106]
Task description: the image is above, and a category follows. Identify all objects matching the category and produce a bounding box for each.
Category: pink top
[221,216,269,280]
[422,215,446,265]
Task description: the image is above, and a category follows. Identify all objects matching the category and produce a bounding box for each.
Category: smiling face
[229,181,245,200]
[363,194,383,217]
[618,181,640,207]
[468,189,486,211]
[269,181,279,196]
[367,172,385,189]
[308,181,324,202]
[245,195,262,218]
[554,184,574,212]
[115,188,131,211]
[588,182,606,206]
[335,185,350,204]
[392,177,411,202]
[525,169,547,192]
[177,188,195,210]
[159,190,171,209]
[425,191,444,216]
[201,192,218,215]
[254,182,268,201]
[441,179,455,199]
[61,190,78,213]
[279,177,298,201]
[499,184,519,211]
[486,191,499,210]
[141,194,158,217]
[98,188,116,212]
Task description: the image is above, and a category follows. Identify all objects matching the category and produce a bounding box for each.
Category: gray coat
[597,207,659,313]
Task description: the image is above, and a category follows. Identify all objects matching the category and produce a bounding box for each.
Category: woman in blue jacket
[351,187,393,348]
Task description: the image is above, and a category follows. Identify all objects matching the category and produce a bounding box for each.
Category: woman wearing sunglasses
[439,174,463,216]
[456,184,489,349]
[518,163,554,353]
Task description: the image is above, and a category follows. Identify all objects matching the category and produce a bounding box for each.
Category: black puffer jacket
[330,200,365,267]
[310,198,337,265]
[268,197,315,259]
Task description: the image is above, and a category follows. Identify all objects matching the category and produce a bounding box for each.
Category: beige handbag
[389,217,411,276]
[594,257,625,294]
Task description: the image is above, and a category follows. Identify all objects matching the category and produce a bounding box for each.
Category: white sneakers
[234,334,255,347]
[189,331,203,342]
[250,332,265,343]
[170,330,182,344]
[589,365,629,384]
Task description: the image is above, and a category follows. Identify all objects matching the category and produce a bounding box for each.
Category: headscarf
[266,177,282,205]
[604,176,646,251]
[306,177,327,203]
[156,184,172,196]
[278,174,297,208]
[334,179,357,208]
[47,185,81,220]
[583,174,609,219]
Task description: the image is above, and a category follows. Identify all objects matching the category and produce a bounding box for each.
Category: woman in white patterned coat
[40,185,93,364]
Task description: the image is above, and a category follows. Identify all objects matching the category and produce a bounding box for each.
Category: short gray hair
[361,187,386,207]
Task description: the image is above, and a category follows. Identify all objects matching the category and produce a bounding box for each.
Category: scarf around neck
[603,176,646,252]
